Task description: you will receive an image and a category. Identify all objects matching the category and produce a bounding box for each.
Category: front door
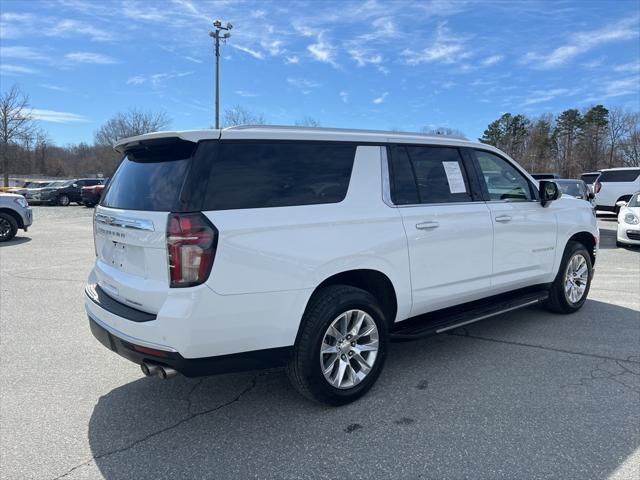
[473,149,558,290]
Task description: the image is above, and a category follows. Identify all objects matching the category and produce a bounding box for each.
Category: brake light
[167,213,217,288]
[594,181,601,194]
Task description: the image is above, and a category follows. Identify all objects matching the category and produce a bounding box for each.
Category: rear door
[93,139,199,313]
[472,149,557,290]
[387,144,493,315]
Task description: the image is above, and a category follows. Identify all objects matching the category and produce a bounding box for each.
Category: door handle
[416,221,440,230]
[495,215,512,223]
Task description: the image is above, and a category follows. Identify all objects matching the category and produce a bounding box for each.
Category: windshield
[628,193,640,207]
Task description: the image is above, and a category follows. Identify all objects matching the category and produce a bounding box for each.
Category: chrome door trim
[95,213,155,231]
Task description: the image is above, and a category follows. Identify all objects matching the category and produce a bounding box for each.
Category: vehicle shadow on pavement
[87,299,640,480]
[0,236,31,247]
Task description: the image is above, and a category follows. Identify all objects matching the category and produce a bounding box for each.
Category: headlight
[624,213,639,225]
[13,197,28,208]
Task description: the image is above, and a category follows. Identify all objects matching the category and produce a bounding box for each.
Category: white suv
[85,126,599,405]
[594,167,640,213]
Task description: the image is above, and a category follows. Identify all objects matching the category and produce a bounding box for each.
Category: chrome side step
[391,289,549,341]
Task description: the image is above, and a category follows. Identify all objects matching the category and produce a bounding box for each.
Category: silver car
[0,193,33,242]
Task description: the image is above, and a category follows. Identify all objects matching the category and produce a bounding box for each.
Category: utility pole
[209,20,232,129]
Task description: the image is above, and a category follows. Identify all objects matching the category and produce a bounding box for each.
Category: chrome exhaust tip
[157,366,178,380]
[141,362,160,377]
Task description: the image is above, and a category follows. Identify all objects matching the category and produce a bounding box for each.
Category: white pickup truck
[85,126,599,405]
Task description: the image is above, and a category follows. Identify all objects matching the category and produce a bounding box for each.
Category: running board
[390,289,549,341]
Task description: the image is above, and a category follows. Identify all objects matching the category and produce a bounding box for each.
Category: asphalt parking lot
[1,206,638,480]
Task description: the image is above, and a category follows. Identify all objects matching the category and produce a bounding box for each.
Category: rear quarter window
[598,170,640,182]
[202,142,356,210]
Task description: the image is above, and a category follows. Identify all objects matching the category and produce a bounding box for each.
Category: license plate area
[101,240,146,276]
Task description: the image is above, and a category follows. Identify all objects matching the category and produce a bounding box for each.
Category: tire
[0,213,18,242]
[286,285,388,406]
[84,203,95,208]
[57,194,70,206]
[545,241,593,314]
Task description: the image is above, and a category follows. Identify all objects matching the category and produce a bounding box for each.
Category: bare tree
[222,105,265,127]
[0,85,34,186]
[620,112,640,167]
[607,107,631,168]
[94,108,171,146]
[294,117,321,127]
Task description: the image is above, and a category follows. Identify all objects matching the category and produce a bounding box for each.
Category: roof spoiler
[113,129,221,154]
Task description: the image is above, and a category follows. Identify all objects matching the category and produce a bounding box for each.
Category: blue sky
[1,0,639,145]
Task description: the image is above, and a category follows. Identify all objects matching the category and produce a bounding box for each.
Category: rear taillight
[594,181,601,194]
[167,213,217,288]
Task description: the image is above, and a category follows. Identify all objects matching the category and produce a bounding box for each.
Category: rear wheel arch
[303,269,398,331]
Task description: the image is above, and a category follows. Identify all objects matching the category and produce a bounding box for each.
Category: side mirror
[540,180,560,207]
[588,191,595,200]
[616,200,627,208]
[72,183,79,188]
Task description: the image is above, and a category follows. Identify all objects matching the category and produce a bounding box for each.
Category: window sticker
[442,161,467,193]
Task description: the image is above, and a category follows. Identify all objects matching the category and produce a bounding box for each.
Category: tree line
[479,105,639,178]
[2,83,638,186]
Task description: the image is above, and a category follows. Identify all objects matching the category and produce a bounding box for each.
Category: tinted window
[202,142,356,210]
[388,146,419,205]
[557,180,586,198]
[598,169,640,182]
[475,150,533,201]
[388,145,472,204]
[580,173,599,185]
[101,140,195,211]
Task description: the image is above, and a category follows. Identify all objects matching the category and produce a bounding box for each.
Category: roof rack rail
[223,124,469,140]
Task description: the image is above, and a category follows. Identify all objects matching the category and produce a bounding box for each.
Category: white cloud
[308,37,337,67]
[38,84,69,92]
[522,88,569,105]
[614,61,640,73]
[287,77,320,94]
[65,52,117,64]
[126,75,146,85]
[600,77,640,99]
[261,39,284,56]
[235,90,258,97]
[231,44,264,59]
[285,55,300,64]
[0,45,48,61]
[185,56,203,64]
[29,108,89,123]
[372,92,389,104]
[0,64,39,75]
[402,22,470,65]
[481,54,504,66]
[339,91,349,103]
[349,48,383,67]
[524,16,639,68]
[47,19,113,42]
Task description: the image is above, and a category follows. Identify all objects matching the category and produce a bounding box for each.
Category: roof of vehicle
[597,167,640,171]
[554,179,585,183]
[581,171,601,175]
[113,125,487,153]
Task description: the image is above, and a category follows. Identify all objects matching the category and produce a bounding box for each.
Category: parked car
[16,180,55,202]
[593,167,640,213]
[85,126,598,405]
[81,182,107,207]
[36,178,104,206]
[580,171,600,192]
[555,179,595,207]
[531,173,560,180]
[616,192,640,247]
[0,193,32,242]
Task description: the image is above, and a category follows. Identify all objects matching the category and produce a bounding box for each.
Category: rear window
[598,169,640,182]
[202,142,356,210]
[101,140,196,211]
[580,173,599,185]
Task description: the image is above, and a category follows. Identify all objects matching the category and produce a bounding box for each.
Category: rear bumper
[81,192,100,204]
[88,313,291,377]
